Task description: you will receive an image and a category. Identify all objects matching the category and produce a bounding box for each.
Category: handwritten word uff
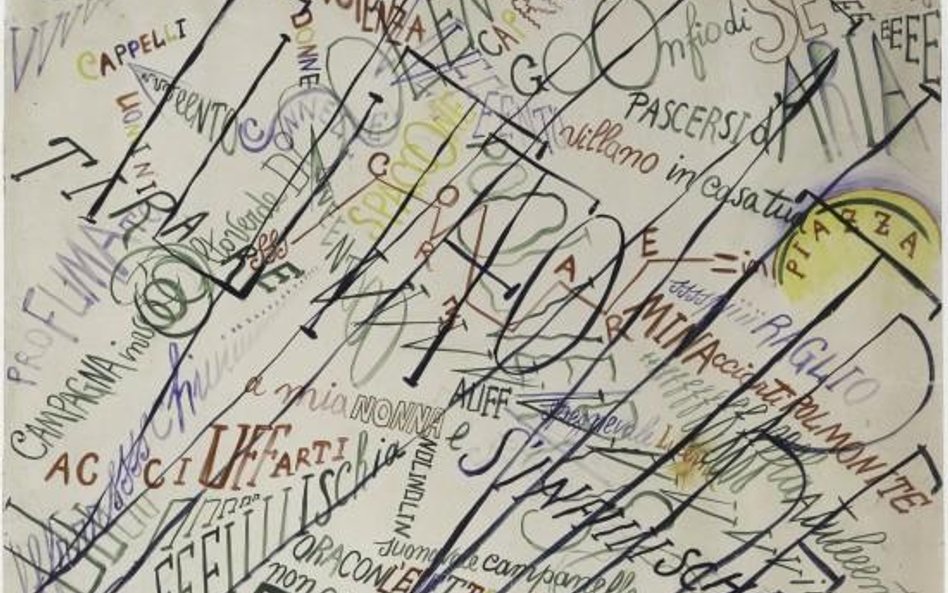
[450,377,510,419]
[144,432,401,593]
[76,18,187,80]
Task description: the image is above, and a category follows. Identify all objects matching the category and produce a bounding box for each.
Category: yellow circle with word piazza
[775,188,939,304]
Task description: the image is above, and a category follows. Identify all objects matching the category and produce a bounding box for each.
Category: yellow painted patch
[670,442,710,489]
[776,189,939,304]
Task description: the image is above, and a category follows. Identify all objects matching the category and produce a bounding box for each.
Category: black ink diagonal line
[403,173,549,387]
[156,33,292,235]
[575,403,812,593]
[37,34,446,587]
[522,88,939,593]
[780,313,934,456]
[411,45,840,593]
[33,93,386,591]
[35,76,387,593]
[83,0,241,223]
[301,100,479,334]
[510,81,938,593]
[36,87,439,593]
[32,286,228,592]
[737,444,937,592]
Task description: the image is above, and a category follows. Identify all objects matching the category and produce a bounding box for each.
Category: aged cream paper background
[3,2,947,593]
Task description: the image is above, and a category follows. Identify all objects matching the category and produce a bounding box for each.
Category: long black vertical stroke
[20,2,940,593]
[156,33,292,234]
[407,40,840,593]
[25,5,411,584]
[83,0,242,222]
[488,92,939,593]
[412,59,938,593]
